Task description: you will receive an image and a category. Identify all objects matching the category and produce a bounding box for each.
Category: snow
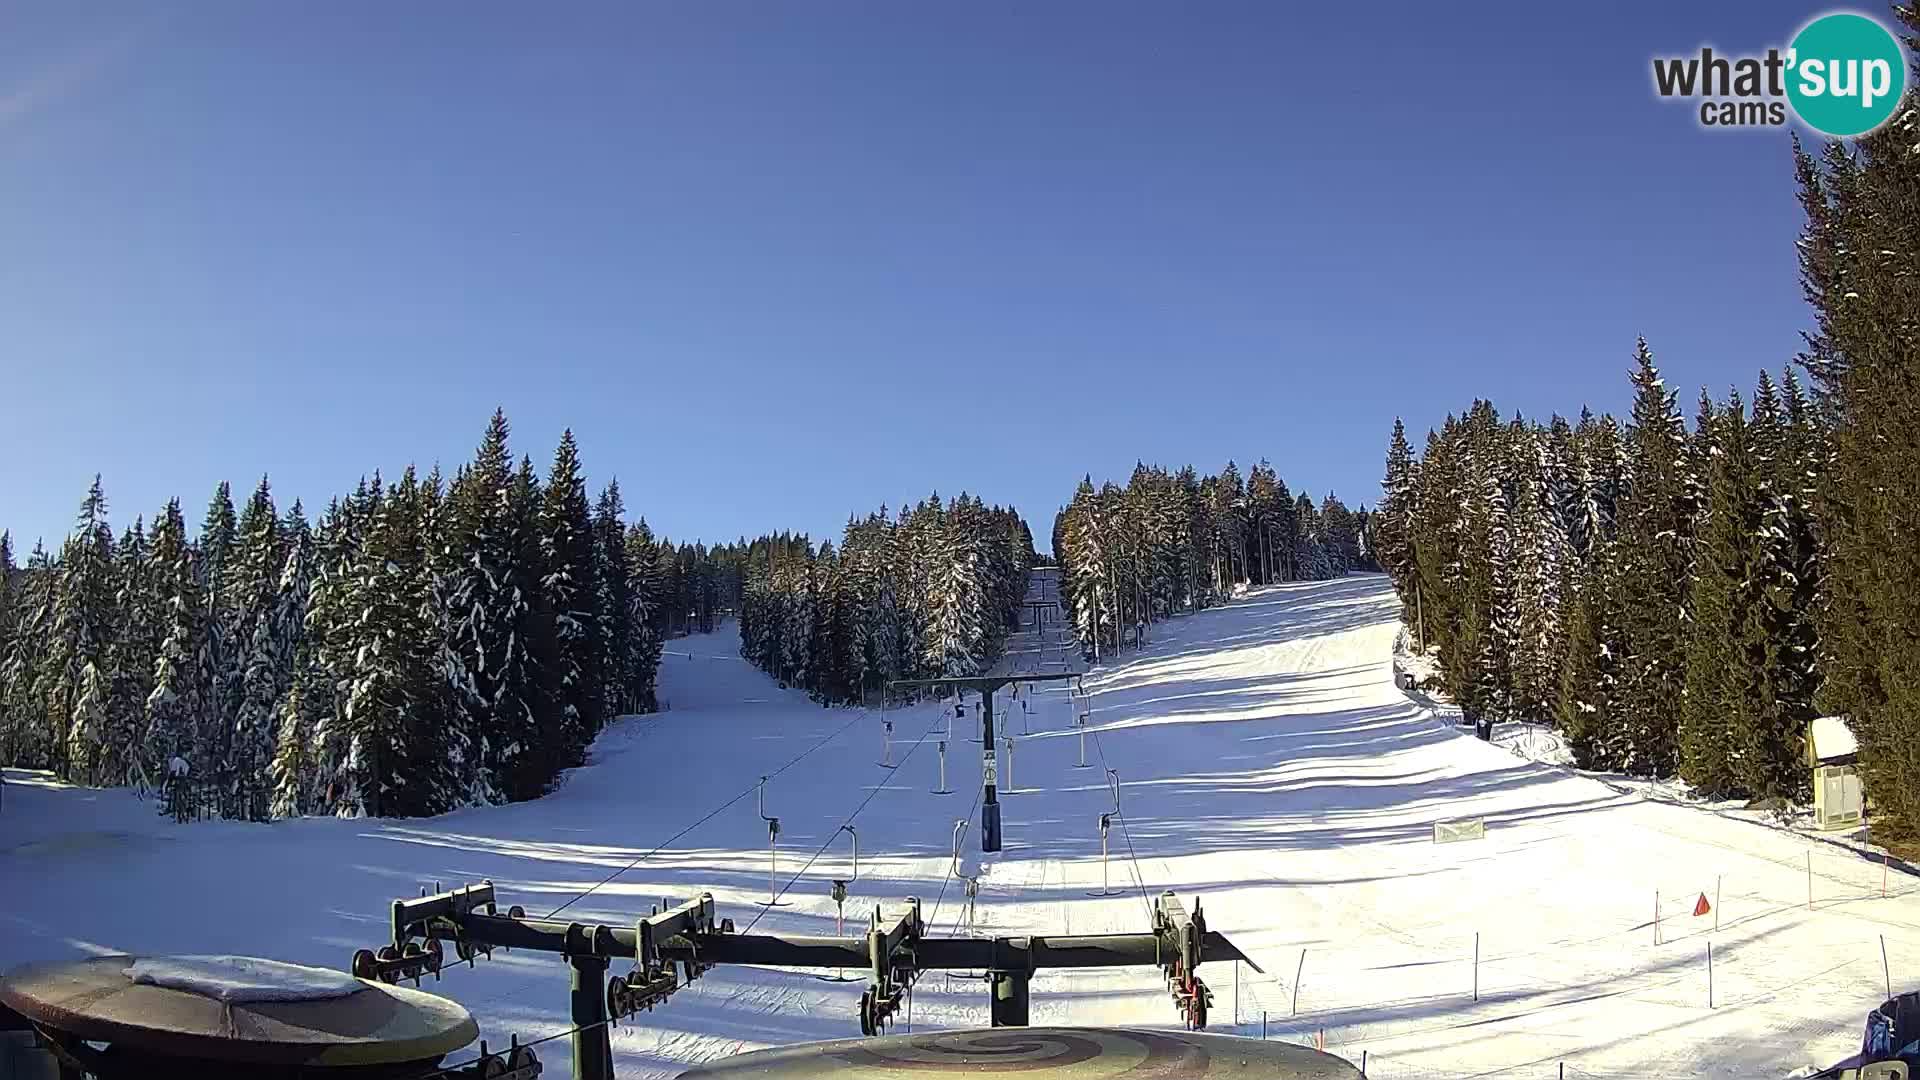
[1810,716,1858,762]
[3,573,1914,1080]
[126,955,367,1002]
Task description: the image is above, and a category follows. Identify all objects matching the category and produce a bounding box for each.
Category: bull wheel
[350,949,378,981]
[858,990,876,1036]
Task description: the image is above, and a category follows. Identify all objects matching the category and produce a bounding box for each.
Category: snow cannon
[675,1027,1361,1079]
[0,953,541,1079]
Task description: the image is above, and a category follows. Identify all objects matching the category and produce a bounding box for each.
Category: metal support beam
[637,894,716,971]
[364,884,1260,1060]
[570,953,612,1080]
[989,970,1030,1027]
[981,689,1001,852]
[412,897,1257,975]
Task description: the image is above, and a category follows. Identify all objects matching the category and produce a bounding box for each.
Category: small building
[1806,715,1864,831]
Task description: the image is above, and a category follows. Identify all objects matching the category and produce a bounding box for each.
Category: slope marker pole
[1883,934,1893,1000]
[1292,949,1306,1015]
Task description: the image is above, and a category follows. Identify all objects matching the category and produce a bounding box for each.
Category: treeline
[0,410,728,819]
[1052,460,1375,656]
[1376,354,1820,803]
[1377,56,1920,841]
[737,496,1035,702]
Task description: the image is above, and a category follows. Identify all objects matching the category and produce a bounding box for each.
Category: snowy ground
[5,573,1915,1079]
[1394,635,1911,876]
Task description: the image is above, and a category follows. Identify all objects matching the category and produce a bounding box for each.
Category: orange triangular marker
[1693,893,1711,917]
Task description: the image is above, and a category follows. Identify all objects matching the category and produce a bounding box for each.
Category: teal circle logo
[1786,13,1907,137]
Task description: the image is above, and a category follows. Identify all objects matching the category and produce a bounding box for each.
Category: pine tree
[1742,372,1815,801]
[1374,418,1420,599]
[1320,494,1359,577]
[1246,462,1282,585]
[1211,463,1246,593]
[277,500,314,664]
[0,532,17,765]
[445,413,548,802]
[1679,389,1754,798]
[50,477,119,784]
[539,431,603,764]
[419,464,491,808]
[512,453,562,787]
[1292,492,1333,581]
[1612,341,1692,777]
[1411,423,1465,663]
[145,500,207,805]
[1469,442,1516,720]
[1792,60,1920,836]
[268,497,322,821]
[625,519,664,712]
[305,495,365,815]
[595,482,636,716]
[926,499,989,677]
[104,517,158,790]
[269,663,325,818]
[1757,369,1820,798]
[197,481,240,802]
[1507,425,1566,724]
[1062,478,1110,656]
[1558,549,1622,768]
[2,541,57,769]
[225,477,283,819]
[340,467,459,817]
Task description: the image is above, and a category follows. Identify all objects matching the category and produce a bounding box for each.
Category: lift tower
[888,672,1078,853]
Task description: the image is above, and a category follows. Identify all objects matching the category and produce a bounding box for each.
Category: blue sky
[1,1,1835,551]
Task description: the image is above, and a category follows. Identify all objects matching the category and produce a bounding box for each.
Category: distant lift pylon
[887,673,1079,853]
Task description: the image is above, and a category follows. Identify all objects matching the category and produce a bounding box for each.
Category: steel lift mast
[355,882,1259,1080]
[887,673,1078,852]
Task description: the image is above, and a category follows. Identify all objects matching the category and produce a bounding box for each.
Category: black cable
[446,706,875,1035]
[424,703,942,1079]
[545,706,870,920]
[741,707,949,934]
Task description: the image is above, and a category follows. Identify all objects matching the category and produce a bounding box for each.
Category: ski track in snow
[5,572,1916,1079]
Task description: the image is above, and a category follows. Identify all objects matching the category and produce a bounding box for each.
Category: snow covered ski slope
[5,573,1914,1078]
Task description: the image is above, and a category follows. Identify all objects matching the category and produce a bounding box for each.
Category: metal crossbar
[362,882,1257,1080]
